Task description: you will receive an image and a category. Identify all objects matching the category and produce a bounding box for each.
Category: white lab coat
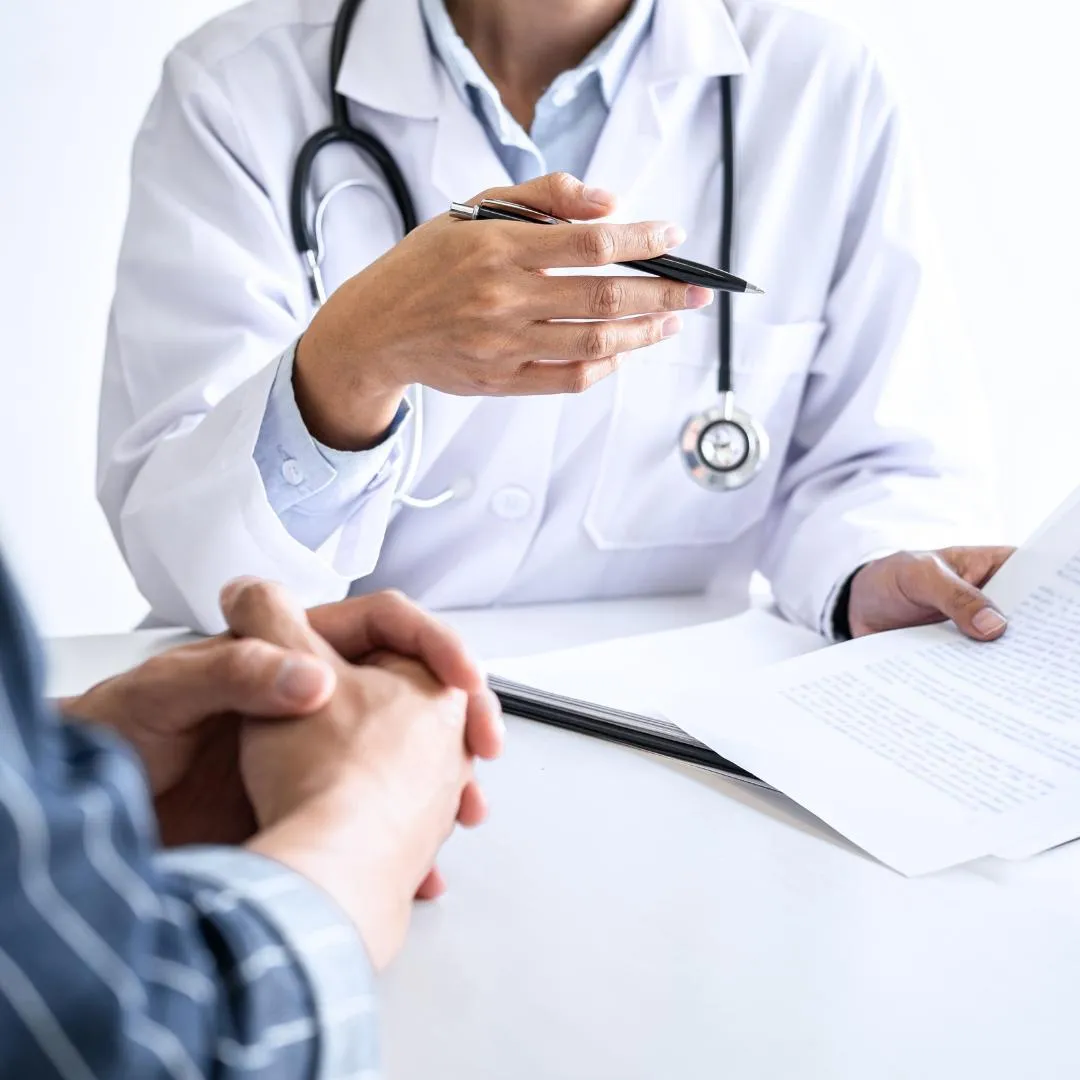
[99,0,990,634]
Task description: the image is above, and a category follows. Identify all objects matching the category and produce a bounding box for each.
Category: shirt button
[281,459,304,487]
[490,485,533,520]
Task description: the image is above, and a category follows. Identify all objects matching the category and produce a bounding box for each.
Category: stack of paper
[666,485,1080,875]
[495,485,1080,876]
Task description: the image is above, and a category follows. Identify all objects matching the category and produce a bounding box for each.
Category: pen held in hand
[449,198,765,295]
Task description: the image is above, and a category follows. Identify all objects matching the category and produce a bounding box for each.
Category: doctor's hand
[846,546,1016,640]
[295,171,714,451]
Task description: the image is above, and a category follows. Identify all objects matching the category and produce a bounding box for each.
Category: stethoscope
[290,0,768,506]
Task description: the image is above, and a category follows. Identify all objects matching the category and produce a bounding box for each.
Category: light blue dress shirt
[254,0,655,549]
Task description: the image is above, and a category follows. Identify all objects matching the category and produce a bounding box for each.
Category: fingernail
[662,315,682,339]
[686,285,714,308]
[664,224,687,249]
[584,185,615,206]
[973,608,1007,637]
[220,575,260,610]
[277,656,331,703]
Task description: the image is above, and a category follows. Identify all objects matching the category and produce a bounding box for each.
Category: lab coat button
[452,476,475,500]
[490,485,532,520]
[281,459,304,486]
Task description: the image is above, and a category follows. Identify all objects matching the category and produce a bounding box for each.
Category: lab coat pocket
[583,320,826,550]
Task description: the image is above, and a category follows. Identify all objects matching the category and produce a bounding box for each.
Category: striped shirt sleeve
[0,557,379,1080]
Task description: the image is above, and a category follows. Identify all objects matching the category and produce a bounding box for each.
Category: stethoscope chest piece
[679,393,769,492]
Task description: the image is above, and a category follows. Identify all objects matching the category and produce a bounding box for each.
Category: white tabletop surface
[47,597,1080,1080]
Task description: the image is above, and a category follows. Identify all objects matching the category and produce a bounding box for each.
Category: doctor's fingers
[517,312,681,373]
[493,316,681,395]
[901,554,1009,642]
[511,219,685,271]
[470,171,618,222]
[530,274,713,320]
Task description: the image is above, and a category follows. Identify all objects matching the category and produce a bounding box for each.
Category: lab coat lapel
[428,64,514,207]
[420,68,516,454]
[335,0,505,447]
[586,0,750,206]
[335,0,512,204]
[583,62,664,207]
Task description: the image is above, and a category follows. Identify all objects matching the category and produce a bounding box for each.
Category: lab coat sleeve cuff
[772,542,898,643]
[817,548,899,643]
[254,339,410,515]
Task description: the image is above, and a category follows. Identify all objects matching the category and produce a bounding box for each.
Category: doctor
[100,0,1011,641]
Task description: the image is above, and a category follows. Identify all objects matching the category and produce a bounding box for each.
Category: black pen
[449,198,764,295]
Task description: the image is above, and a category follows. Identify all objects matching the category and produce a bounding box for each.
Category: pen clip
[477,199,569,226]
[449,199,571,225]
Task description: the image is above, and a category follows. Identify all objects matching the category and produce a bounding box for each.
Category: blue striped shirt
[0,555,377,1079]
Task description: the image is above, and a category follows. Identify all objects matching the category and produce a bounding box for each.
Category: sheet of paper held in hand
[664,485,1080,876]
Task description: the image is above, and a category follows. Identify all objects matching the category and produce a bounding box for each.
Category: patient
[0,565,502,1078]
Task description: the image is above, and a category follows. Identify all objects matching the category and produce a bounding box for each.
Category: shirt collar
[419,0,656,118]
[336,0,749,119]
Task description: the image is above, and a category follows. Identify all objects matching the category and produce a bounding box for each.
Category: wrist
[247,789,409,969]
[294,315,407,451]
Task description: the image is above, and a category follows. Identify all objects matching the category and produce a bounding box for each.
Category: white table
[47,598,1080,1080]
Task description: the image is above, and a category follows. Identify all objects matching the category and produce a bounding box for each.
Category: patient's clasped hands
[62,579,504,970]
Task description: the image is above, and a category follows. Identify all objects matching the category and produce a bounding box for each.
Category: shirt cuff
[819,548,898,643]
[255,339,410,515]
[157,846,378,1080]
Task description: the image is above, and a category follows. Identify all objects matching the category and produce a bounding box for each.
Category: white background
[1,0,1078,636]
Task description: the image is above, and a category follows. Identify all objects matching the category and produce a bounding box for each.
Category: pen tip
[745,283,765,295]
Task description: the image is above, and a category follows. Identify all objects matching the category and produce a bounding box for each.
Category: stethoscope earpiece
[680,393,769,492]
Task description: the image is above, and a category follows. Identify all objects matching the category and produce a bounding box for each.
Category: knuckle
[640,222,667,253]
[137,655,171,690]
[591,277,626,318]
[216,638,267,686]
[567,365,595,395]
[575,226,616,266]
[471,277,513,315]
[565,362,598,395]
[548,171,579,199]
[579,324,616,360]
[641,317,665,346]
[571,357,619,394]
[474,233,511,273]
[371,588,410,616]
[908,551,938,577]
[471,332,509,367]
[667,284,692,310]
[950,584,981,612]
[227,579,284,626]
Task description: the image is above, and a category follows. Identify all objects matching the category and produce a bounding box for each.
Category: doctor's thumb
[922,562,1008,643]
[476,172,618,221]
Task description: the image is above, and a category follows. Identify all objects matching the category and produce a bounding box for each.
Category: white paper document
[491,608,823,720]
[667,486,1080,876]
